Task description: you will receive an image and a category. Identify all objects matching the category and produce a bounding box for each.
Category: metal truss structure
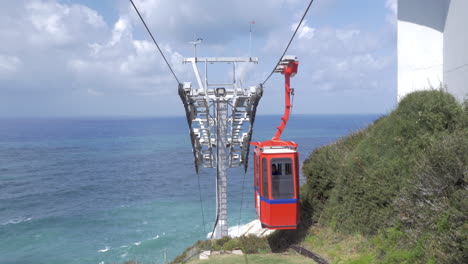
[179,56,262,238]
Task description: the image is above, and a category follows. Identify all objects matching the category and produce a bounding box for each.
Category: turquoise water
[0,115,378,264]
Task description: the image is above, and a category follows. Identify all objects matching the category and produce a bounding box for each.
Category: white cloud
[0,0,186,96]
[336,29,360,41]
[291,20,316,40]
[0,55,22,79]
[385,0,397,26]
[284,23,394,94]
[25,1,106,46]
[0,0,396,116]
[386,0,397,15]
[128,0,304,44]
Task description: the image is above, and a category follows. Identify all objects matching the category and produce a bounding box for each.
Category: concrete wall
[397,21,444,100]
[443,0,468,102]
[397,0,450,101]
[398,0,467,102]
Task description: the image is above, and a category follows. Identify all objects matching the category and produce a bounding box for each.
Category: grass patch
[302,225,374,264]
[189,253,312,264]
[171,235,272,263]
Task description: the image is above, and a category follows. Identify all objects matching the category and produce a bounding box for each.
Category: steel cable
[261,0,315,86]
[197,173,207,235]
[237,171,247,237]
[129,0,181,84]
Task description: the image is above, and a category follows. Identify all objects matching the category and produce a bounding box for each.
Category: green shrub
[302,128,368,222]
[238,234,271,254]
[222,238,241,250]
[396,129,468,263]
[301,90,466,262]
[212,236,232,251]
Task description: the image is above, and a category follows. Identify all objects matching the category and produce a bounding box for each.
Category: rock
[232,249,244,255]
[199,251,211,260]
[229,219,275,238]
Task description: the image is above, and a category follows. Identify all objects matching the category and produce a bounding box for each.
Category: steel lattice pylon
[179,56,262,239]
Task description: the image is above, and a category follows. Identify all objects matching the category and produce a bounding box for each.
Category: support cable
[210,177,220,239]
[129,0,181,84]
[210,149,221,239]
[237,171,247,237]
[261,0,314,86]
[197,173,207,235]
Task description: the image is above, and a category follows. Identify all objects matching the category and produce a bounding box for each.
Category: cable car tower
[179,41,262,239]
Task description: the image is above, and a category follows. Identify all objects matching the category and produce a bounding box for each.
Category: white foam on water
[2,217,32,226]
[133,241,141,246]
[151,235,159,240]
[98,246,110,253]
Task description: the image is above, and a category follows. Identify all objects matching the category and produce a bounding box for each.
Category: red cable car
[251,57,300,229]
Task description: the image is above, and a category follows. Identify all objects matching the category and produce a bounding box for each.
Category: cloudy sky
[0,0,396,117]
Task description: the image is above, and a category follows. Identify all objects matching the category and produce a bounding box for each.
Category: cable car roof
[261,148,297,154]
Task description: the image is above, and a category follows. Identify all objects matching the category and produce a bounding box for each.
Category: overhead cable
[197,173,207,234]
[129,0,181,84]
[261,0,315,86]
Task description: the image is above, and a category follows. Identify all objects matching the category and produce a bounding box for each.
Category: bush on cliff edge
[302,90,467,262]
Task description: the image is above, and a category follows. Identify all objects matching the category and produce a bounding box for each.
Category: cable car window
[262,158,268,198]
[285,163,292,175]
[271,158,294,199]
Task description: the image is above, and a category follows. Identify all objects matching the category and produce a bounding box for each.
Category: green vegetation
[301,225,427,264]
[173,90,467,264]
[189,254,312,264]
[302,90,467,263]
[170,235,272,263]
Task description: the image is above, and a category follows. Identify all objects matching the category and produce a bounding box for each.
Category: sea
[0,115,379,264]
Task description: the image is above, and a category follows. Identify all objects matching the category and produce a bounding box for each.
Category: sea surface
[0,115,379,264]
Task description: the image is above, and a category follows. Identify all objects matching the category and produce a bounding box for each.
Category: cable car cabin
[251,56,300,229]
[252,140,300,229]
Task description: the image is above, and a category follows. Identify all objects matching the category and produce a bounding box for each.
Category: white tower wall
[397,21,444,100]
[444,0,468,102]
[397,0,451,101]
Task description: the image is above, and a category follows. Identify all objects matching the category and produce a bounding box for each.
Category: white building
[398,0,468,102]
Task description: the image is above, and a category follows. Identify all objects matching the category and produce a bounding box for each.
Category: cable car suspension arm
[273,58,298,140]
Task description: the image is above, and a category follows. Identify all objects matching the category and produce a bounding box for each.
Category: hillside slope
[302,90,467,263]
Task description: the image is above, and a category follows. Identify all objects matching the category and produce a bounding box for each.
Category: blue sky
[0,0,396,117]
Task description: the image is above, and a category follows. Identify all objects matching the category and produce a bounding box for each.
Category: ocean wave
[98,246,110,253]
[1,217,32,226]
[116,235,160,250]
